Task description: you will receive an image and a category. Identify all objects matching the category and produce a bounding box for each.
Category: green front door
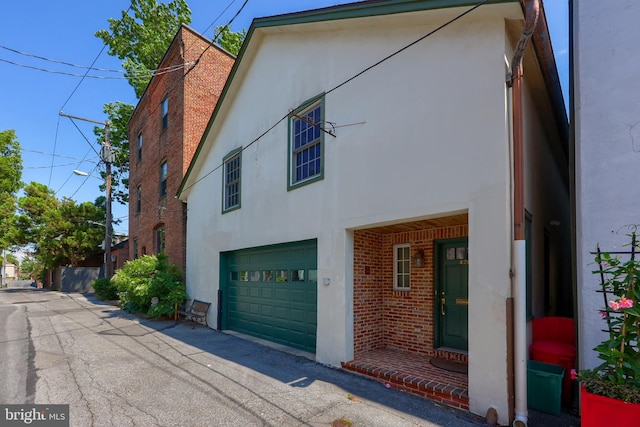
[221,239,317,353]
[436,238,469,351]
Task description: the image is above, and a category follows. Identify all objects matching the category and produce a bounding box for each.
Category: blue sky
[0,0,568,237]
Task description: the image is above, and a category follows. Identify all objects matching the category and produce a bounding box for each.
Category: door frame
[434,237,469,350]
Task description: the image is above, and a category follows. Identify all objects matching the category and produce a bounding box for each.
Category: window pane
[240,271,249,281]
[224,153,241,210]
[230,271,239,281]
[308,269,318,283]
[262,271,273,282]
[276,270,288,282]
[291,270,305,282]
[291,101,323,185]
[250,271,260,281]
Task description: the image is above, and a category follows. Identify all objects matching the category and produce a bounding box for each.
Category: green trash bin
[527,360,565,415]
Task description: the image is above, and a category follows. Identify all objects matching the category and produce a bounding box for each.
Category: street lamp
[65,114,113,279]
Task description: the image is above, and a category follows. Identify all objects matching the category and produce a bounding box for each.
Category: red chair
[530,317,576,405]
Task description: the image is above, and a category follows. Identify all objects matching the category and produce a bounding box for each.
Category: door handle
[441,297,446,316]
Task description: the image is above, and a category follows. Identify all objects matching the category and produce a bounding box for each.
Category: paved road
[0,288,491,426]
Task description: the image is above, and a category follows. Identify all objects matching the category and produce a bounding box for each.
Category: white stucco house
[573,2,640,376]
[179,0,569,424]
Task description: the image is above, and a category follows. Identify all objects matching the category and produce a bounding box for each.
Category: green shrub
[111,254,188,318]
[93,277,119,301]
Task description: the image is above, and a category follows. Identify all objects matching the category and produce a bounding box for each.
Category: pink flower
[619,297,634,309]
[608,300,621,310]
[599,311,607,318]
[385,383,391,389]
[570,369,577,380]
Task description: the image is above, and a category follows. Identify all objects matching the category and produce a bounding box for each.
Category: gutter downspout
[508,1,540,426]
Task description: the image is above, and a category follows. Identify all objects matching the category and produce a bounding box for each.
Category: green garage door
[221,239,317,353]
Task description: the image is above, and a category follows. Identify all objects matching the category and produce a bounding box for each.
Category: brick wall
[128,26,234,275]
[354,224,468,358]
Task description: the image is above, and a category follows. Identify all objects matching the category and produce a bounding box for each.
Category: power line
[326,0,489,95]
[54,148,98,196]
[49,4,133,196]
[0,58,128,78]
[0,44,195,75]
[193,0,241,44]
[24,161,95,170]
[20,148,99,162]
[184,0,249,78]
[68,163,101,200]
[59,4,133,111]
[48,117,61,187]
[0,57,195,79]
[64,117,101,158]
[181,0,489,193]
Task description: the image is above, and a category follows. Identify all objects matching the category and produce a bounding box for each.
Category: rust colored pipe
[511,0,540,241]
[509,2,540,426]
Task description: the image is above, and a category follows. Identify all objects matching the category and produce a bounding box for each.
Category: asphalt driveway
[0,288,488,427]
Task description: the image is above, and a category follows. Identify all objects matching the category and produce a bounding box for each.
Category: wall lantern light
[413,249,425,268]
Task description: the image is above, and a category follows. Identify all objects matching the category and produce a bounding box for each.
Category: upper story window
[155,225,165,254]
[136,185,141,214]
[161,97,168,129]
[288,96,324,190]
[160,161,168,197]
[137,133,142,161]
[394,243,411,290]
[133,239,139,259]
[223,148,241,213]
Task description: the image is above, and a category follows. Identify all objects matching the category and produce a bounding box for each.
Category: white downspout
[512,241,528,427]
[509,1,540,426]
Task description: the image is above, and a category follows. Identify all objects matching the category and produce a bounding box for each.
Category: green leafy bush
[111,254,187,318]
[93,277,119,301]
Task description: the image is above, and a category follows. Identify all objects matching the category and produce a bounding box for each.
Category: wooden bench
[177,299,211,327]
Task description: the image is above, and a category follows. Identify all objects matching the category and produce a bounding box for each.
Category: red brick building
[128,25,234,274]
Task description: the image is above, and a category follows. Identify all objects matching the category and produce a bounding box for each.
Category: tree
[14,182,106,270]
[19,255,41,280]
[215,26,246,55]
[5,252,19,266]
[95,0,192,97]
[0,130,23,250]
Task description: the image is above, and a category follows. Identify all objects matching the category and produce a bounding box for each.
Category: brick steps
[341,348,469,411]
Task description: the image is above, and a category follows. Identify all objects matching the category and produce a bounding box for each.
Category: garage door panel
[289,289,307,303]
[224,240,317,353]
[274,288,289,301]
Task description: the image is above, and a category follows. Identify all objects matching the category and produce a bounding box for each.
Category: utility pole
[60,112,113,278]
[103,124,113,278]
[1,248,6,287]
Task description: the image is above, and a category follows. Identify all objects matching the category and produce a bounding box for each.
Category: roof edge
[253,0,514,29]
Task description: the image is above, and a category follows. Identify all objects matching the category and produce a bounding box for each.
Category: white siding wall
[574,1,640,370]
[185,10,529,422]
